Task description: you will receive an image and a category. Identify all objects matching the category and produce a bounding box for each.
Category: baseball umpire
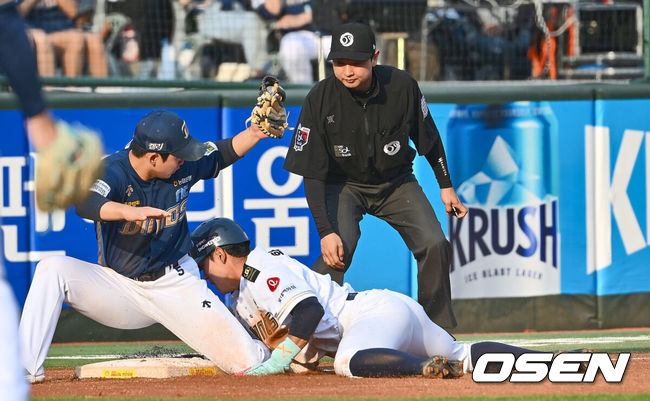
[18,94,288,382]
[283,22,467,330]
[190,217,566,378]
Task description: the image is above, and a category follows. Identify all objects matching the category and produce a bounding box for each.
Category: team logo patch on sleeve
[203,141,217,156]
[242,265,260,282]
[421,95,429,120]
[293,124,310,151]
[90,179,111,197]
[267,277,280,292]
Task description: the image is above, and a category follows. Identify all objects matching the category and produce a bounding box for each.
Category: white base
[75,357,225,379]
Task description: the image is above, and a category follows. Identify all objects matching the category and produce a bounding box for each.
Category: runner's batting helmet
[190,218,250,265]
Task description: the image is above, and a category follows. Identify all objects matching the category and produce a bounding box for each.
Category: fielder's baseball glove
[246,76,289,139]
[36,120,104,211]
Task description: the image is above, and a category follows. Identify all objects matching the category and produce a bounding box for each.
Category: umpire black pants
[311,174,457,330]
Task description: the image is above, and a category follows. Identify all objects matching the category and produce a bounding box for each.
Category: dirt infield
[31,353,650,399]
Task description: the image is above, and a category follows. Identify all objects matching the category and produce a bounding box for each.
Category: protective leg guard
[348,348,426,377]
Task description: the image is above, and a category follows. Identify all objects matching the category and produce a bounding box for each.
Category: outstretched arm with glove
[35,120,104,212]
[226,76,290,161]
[246,75,291,139]
[0,6,105,212]
[246,296,324,375]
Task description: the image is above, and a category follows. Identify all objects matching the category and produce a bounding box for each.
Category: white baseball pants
[333,289,470,377]
[19,254,268,377]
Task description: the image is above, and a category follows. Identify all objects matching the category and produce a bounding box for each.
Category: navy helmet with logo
[190,218,250,265]
[132,110,208,161]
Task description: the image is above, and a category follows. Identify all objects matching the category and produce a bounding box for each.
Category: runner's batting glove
[246,337,301,376]
[36,120,104,211]
[245,75,290,139]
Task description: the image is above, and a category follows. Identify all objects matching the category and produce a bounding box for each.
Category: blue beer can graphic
[446,102,560,299]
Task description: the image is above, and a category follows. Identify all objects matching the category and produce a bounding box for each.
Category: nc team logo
[267,277,280,292]
[293,124,310,151]
[472,352,630,383]
[340,32,354,47]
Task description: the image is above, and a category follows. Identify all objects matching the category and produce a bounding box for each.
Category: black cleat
[422,355,464,378]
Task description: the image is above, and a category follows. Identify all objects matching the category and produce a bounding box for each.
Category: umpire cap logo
[340,32,354,47]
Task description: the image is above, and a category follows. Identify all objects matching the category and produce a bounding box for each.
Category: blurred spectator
[182,0,268,78]
[75,0,109,76]
[427,1,533,80]
[19,0,108,77]
[310,0,346,79]
[310,0,345,36]
[103,0,174,78]
[252,0,327,83]
[19,0,84,77]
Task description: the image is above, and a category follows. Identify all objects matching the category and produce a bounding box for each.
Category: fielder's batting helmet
[190,218,250,265]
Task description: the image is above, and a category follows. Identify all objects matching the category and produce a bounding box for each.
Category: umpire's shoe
[422,356,464,379]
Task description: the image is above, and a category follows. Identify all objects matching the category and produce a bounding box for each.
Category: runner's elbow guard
[288,296,324,340]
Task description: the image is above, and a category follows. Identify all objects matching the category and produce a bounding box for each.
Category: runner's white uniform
[231,247,471,377]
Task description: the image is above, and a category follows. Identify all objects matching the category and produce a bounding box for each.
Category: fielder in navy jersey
[83,129,222,278]
[18,110,273,382]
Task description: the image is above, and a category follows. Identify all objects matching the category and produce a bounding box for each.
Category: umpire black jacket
[284,65,449,186]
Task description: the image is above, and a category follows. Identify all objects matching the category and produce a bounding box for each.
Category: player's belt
[132,261,179,282]
[346,292,358,301]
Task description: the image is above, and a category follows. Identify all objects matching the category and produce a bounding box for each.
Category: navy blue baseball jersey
[87,143,220,278]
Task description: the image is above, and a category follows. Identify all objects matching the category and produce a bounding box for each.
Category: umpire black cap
[132,110,208,161]
[327,22,376,61]
[190,218,250,265]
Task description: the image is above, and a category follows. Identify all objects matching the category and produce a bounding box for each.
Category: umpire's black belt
[132,261,179,282]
